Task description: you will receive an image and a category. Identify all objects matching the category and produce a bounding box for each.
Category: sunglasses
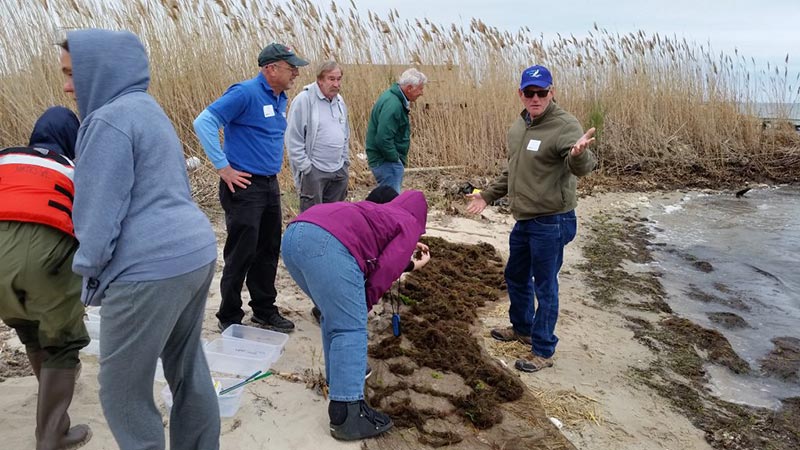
[522,89,550,98]
[272,63,299,73]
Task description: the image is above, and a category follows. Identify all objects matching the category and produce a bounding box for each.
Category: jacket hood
[391,190,427,234]
[67,29,150,119]
[28,106,80,160]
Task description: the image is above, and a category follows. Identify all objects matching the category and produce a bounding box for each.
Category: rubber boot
[36,367,91,450]
[26,349,46,380]
[329,399,393,441]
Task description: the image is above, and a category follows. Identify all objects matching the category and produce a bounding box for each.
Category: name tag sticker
[263,105,275,118]
[526,139,541,152]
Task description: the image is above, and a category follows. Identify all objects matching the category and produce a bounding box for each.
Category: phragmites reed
[0,0,798,194]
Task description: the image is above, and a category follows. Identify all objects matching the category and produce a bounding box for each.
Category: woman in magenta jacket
[281,187,430,441]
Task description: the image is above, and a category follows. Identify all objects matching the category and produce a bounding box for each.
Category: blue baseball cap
[520,65,552,90]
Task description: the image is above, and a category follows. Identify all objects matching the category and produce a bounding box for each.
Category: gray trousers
[298,165,349,212]
[98,262,220,450]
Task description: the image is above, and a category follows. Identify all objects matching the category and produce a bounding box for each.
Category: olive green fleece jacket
[365,83,411,168]
[480,102,596,220]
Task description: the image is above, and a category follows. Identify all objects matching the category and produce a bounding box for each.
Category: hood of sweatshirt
[390,190,427,235]
[66,29,150,120]
[28,106,80,160]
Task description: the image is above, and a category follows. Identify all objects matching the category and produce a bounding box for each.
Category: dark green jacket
[365,83,410,168]
[481,102,596,220]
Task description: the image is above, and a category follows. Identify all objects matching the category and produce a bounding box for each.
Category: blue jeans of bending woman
[281,222,367,401]
[504,210,577,358]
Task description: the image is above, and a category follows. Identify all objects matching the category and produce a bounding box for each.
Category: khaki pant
[0,221,88,369]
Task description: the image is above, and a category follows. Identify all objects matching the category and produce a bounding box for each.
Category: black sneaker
[329,400,393,441]
[252,312,295,333]
[311,306,322,324]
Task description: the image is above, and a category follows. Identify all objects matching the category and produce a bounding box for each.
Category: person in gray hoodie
[60,29,221,450]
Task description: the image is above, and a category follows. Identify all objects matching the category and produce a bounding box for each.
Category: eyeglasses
[272,63,299,73]
[522,89,550,98]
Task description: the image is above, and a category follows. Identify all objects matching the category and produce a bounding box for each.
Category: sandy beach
[0,190,723,449]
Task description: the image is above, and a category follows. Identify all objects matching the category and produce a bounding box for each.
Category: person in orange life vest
[0,106,92,449]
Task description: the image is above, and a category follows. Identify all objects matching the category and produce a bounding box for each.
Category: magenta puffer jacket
[289,190,427,309]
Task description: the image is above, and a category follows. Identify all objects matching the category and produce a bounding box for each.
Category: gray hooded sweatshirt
[68,29,216,305]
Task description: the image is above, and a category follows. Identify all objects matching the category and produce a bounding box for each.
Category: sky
[333,0,800,91]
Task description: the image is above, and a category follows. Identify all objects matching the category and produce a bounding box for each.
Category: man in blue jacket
[61,29,220,450]
[194,43,308,333]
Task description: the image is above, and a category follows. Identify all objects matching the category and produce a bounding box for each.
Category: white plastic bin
[204,337,279,377]
[154,358,165,383]
[85,306,101,323]
[81,317,101,355]
[82,339,100,355]
[221,325,289,353]
[161,377,244,417]
[84,320,100,339]
[154,339,207,382]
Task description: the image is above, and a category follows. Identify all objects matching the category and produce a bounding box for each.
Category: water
[752,102,800,120]
[642,185,800,409]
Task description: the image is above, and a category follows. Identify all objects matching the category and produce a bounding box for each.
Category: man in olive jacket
[467,65,596,373]
[365,68,427,193]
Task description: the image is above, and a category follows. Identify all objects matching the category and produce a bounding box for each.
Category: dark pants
[298,166,349,213]
[505,210,577,358]
[216,175,282,324]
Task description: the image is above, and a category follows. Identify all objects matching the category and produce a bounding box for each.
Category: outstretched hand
[570,127,596,157]
[465,193,487,215]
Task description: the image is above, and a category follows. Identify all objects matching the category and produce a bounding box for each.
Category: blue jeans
[370,161,404,194]
[505,210,577,358]
[281,222,367,401]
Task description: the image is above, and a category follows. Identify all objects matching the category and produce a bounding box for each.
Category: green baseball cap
[257,43,309,67]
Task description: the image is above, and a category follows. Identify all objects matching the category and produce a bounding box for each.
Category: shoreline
[1,188,797,449]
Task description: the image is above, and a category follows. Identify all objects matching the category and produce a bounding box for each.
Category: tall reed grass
[1,0,798,195]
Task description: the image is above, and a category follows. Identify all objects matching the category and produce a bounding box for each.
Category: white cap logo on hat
[529,69,541,78]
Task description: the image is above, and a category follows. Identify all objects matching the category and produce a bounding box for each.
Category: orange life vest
[0,146,76,236]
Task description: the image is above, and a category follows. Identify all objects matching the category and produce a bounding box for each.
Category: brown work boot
[514,354,554,373]
[36,367,91,450]
[490,326,532,346]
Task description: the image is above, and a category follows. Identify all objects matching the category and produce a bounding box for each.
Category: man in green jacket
[467,65,596,373]
[365,68,427,193]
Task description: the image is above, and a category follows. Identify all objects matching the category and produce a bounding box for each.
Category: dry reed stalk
[529,387,604,428]
[0,0,797,192]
